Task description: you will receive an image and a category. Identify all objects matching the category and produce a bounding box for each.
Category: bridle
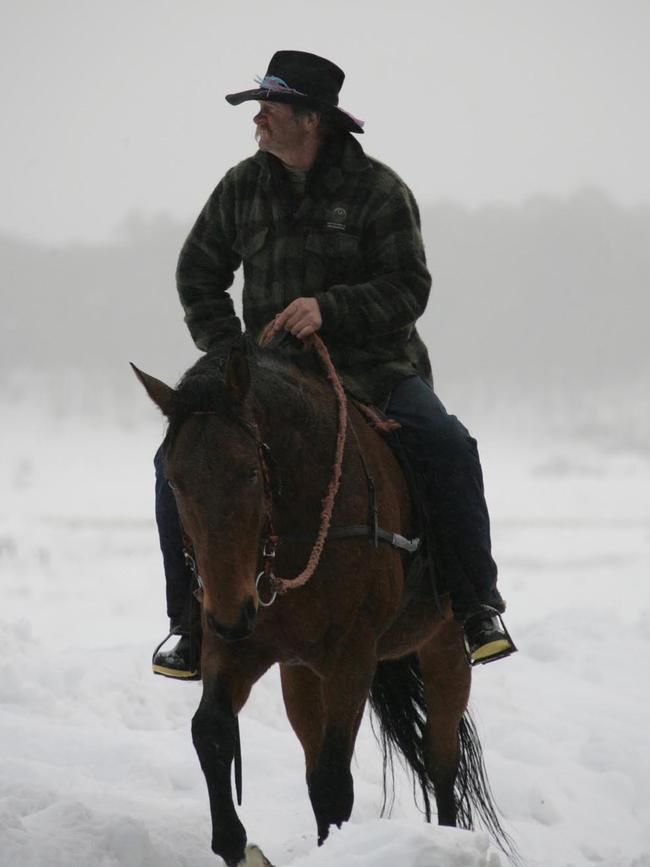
[177,412,280,606]
[173,335,420,609]
[186,332,348,604]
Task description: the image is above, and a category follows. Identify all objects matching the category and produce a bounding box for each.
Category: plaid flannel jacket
[176,133,432,406]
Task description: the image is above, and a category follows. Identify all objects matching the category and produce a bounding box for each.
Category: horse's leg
[281,663,365,797]
[280,663,323,773]
[282,632,375,845]
[192,652,272,867]
[417,621,471,826]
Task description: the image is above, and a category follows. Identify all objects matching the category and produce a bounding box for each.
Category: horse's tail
[368,653,521,866]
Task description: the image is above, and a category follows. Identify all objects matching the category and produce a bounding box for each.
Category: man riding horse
[153,50,517,676]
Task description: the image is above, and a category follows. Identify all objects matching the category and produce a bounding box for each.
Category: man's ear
[303,110,322,132]
[299,108,322,132]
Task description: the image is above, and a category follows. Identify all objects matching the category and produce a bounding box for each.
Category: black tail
[369,654,522,866]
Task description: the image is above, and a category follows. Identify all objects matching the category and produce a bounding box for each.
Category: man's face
[253,101,310,160]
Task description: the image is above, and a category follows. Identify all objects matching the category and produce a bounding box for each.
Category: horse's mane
[163,336,325,451]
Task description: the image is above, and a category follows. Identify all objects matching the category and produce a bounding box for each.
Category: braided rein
[189,334,348,604]
[265,333,348,596]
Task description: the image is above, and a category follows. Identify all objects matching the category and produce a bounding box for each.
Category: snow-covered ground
[1,396,649,867]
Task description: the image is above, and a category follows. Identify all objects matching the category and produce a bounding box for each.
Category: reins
[183,334,419,606]
[265,333,348,595]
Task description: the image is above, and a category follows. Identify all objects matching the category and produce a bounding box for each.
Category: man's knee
[404,410,475,461]
[439,414,476,455]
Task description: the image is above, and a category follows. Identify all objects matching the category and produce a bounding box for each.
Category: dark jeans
[154,376,502,623]
[154,447,196,626]
[386,376,502,618]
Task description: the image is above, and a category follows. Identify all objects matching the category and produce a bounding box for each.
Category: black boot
[152,621,201,680]
[464,606,517,666]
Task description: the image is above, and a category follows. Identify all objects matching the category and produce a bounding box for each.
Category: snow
[1,398,649,867]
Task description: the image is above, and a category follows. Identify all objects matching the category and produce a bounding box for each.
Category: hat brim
[225,89,364,134]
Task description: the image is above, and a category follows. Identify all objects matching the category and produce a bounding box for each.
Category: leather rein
[184,336,420,608]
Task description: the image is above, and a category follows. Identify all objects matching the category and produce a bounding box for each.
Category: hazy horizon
[2,188,648,450]
[3,181,646,249]
[2,1,648,440]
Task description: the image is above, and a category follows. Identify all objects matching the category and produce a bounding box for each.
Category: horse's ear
[225,347,250,403]
[130,363,175,416]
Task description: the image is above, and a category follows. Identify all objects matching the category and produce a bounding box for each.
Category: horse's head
[132,349,267,642]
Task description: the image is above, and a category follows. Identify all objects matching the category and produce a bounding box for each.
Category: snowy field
[1,391,649,867]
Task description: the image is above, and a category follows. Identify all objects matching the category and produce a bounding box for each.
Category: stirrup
[151,631,201,680]
[463,606,518,667]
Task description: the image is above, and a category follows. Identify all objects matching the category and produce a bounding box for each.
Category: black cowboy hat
[225,50,364,134]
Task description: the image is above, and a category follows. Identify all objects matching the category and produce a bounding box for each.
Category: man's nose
[253,110,266,124]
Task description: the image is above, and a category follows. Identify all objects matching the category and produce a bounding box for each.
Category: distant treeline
[2,190,649,394]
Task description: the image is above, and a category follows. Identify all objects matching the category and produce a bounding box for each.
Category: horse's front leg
[192,654,271,867]
[192,676,245,866]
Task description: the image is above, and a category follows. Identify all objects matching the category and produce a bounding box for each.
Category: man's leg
[153,446,201,678]
[386,376,515,664]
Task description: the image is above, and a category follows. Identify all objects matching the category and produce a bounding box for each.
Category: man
[152,51,516,679]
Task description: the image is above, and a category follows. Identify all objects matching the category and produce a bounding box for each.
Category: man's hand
[259,297,322,346]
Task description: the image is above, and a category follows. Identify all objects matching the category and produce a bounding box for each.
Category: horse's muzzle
[205,596,257,642]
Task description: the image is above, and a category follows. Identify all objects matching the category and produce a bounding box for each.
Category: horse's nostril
[205,597,257,641]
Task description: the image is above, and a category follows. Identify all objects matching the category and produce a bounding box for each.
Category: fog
[3,191,649,449]
[2,1,649,431]
[2,6,650,865]
[2,0,648,547]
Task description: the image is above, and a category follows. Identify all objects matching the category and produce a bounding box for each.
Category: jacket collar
[253,132,370,192]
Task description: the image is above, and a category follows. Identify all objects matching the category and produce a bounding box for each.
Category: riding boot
[464,606,517,666]
[152,627,202,680]
[152,596,202,680]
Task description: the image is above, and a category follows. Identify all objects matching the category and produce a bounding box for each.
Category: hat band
[254,75,306,97]
[252,74,365,130]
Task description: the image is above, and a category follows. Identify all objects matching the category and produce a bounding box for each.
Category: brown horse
[133,341,516,867]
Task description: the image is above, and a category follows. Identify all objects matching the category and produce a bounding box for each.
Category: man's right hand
[258,297,322,347]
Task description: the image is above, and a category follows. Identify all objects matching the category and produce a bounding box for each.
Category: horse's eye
[248,468,259,483]
[167,479,177,492]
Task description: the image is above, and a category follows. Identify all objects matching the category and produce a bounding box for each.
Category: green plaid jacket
[176,133,432,406]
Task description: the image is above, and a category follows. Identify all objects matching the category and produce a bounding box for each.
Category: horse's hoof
[236,844,275,867]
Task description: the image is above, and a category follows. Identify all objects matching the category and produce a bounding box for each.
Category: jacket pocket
[304,230,361,288]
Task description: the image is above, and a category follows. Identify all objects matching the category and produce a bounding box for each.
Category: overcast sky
[2,0,649,245]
